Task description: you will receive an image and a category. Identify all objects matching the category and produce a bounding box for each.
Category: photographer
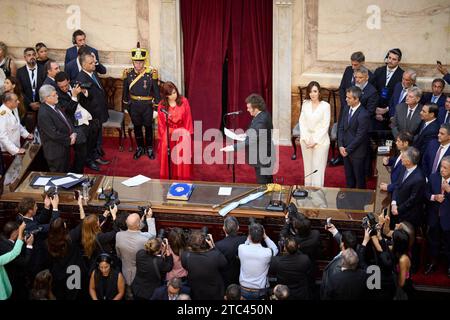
[181,229,227,300]
[17,195,60,277]
[0,221,34,300]
[0,222,26,300]
[115,208,156,298]
[238,221,278,300]
[131,237,173,300]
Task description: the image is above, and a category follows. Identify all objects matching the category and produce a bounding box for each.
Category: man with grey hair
[425,156,450,277]
[354,66,379,118]
[0,93,33,156]
[391,86,423,138]
[324,248,367,300]
[338,86,370,189]
[115,208,156,298]
[388,69,417,118]
[391,146,426,227]
[37,84,76,172]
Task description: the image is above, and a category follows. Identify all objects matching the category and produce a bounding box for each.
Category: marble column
[160,0,183,92]
[273,0,293,146]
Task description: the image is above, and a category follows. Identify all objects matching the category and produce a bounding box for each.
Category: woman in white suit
[299,81,330,187]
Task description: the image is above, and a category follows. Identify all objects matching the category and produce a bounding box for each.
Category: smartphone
[383,207,388,217]
[437,60,442,66]
[326,217,332,227]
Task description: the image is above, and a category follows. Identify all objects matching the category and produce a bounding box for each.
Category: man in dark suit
[64,29,102,68]
[65,45,107,81]
[150,277,191,300]
[391,147,426,227]
[421,78,447,111]
[422,123,450,177]
[380,131,413,193]
[221,94,275,184]
[391,87,423,138]
[16,47,45,131]
[438,96,450,125]
[372,48,404,132]
[37,84,76,172]
[388,69,417,118]
[437,63,450,85]
[413,103,440,157]
[215,216,246,287]
[338,86,370,189]
[76,52,110,170]
[42,59,60,88]
[0,221,34,300]
[354,66,379,118]
[424,156,450,277]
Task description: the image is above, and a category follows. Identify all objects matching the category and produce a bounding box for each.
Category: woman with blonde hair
[0,42,17,78]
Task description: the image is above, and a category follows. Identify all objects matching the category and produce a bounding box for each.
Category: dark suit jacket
[426,172,450,231]
[373,65,404,107]
[338,105,370,158]
[444,73,450,85]
[76,70,109,123]
[385,155,404,193]
[391,103,423,138]
[42,76,57,89]
[421,93,447,111]
[16,65,45,110]
[269,252,313,300]
[65,45,99,66]
[438,108,450,125]
[65,57,107,81]
[422,140,450,177]
[338,66,374,113]
[360,82,379,118]
[326,268,367,300]
[37,103,74,165]
[215,234,247,286]
[236,111,274,168]
[131,251,174,300]
[413,119,440,157]
[392,167,426,227]
[150,284,191,300]
[388,82,409,117]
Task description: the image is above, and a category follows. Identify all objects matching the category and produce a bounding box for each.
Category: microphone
[225,110,243,116]
[292,170,318,198]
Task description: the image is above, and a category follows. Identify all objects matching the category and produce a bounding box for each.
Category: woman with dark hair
[89,253,125,300]
[166,227,188,282]
[157,81,194,180]
[3,76,26,120]
[0,42,17,78]
[30,269,56,300]
[298,81,330,187]
[35,43,49,67]
[391,229,413,299]
[132,238,173,300]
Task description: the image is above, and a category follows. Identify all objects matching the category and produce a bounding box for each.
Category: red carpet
[88,137,450,289]
[87,137,376,188]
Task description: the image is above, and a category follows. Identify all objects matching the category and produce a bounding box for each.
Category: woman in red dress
[157,82,194,180]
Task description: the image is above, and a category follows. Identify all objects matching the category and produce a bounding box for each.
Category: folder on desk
[167,183,194,201]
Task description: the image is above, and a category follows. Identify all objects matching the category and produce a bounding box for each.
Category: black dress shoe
[134,147,145,160]
[95,158,110,165]
[87,162,100,171]
[147,147,155,160]
[98,148,105,157]
[330,157,343,166]
[424,263,437,275]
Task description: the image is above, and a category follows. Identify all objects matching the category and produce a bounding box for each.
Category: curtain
[181,0,272,131]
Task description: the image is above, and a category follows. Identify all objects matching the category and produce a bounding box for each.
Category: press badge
[381,87,389,99]
[75,111,82,120]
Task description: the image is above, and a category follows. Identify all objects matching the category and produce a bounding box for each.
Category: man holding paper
[221,94,274,184]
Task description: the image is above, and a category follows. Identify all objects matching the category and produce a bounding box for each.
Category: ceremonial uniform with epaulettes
[122,43,160,159]
[0,104,30,155]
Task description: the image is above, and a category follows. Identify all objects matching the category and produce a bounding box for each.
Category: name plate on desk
[167,183,194,201]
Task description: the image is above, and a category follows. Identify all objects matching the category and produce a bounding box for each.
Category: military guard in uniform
[122,42,160,159]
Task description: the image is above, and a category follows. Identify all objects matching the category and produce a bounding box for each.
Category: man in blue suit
[380,131,413,193]
[42,59,60,88]
[65,45,106,81]
[424,156,450,277]
[413,103,440,157]
[338,86,370,189]
[421,79,446,111]
[65,29,100,65]
[422,123,450,177]
[388,69,416,118]
[439,96,450,125]
[391,147,426,228]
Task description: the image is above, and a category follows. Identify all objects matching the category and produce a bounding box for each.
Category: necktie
[91,73,102,89]
[351,75,355,85]
[398,89,407,104]
[402,169,409,183]
[30,69,36,100]
[419,122,426,134]
[407,109,414,121]
[348,108,353,125]
[386,69,393,85]
[55,107,73,134]
[432,146,443,174]
[432,96,438,103]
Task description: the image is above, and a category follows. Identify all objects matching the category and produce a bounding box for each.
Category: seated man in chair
[122,42,160,160]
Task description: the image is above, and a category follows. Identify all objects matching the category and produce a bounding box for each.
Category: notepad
[218,187,232,196]
[33,177,52,186]
[121,175,151,187]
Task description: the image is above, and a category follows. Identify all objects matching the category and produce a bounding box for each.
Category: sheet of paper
[68,172,83,179]
[121,175,151,187]
[51,176,79,186]
[218,187,232,196]
[224,127,246,141]
[33,177,52,186]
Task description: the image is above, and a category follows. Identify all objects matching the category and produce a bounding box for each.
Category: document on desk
[51,176,80,187]
[122,175,151,187]
[218,187,232,196]
[33,177,52,186]
[224,128,246,141]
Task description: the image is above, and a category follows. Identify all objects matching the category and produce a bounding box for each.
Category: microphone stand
[163,108,172,180]
[223,113,236,183]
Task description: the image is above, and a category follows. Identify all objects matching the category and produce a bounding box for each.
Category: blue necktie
[91,73,102,89]
[348,108,353,125]
[432,96,438,103]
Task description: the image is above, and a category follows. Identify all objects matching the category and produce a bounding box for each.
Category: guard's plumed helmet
[131,42,147,61]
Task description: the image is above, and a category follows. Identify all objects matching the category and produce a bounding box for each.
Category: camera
[104,198,120,210]
[74,190,80,201]
[72,81,92,89]
[362,212,378,235]
[44,186,58,199]
[24,226,43,238]
[201,226,211,242]
[137,204,151,217]
[156,228,166,240]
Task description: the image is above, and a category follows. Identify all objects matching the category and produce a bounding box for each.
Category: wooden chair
[100,77,125,151]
